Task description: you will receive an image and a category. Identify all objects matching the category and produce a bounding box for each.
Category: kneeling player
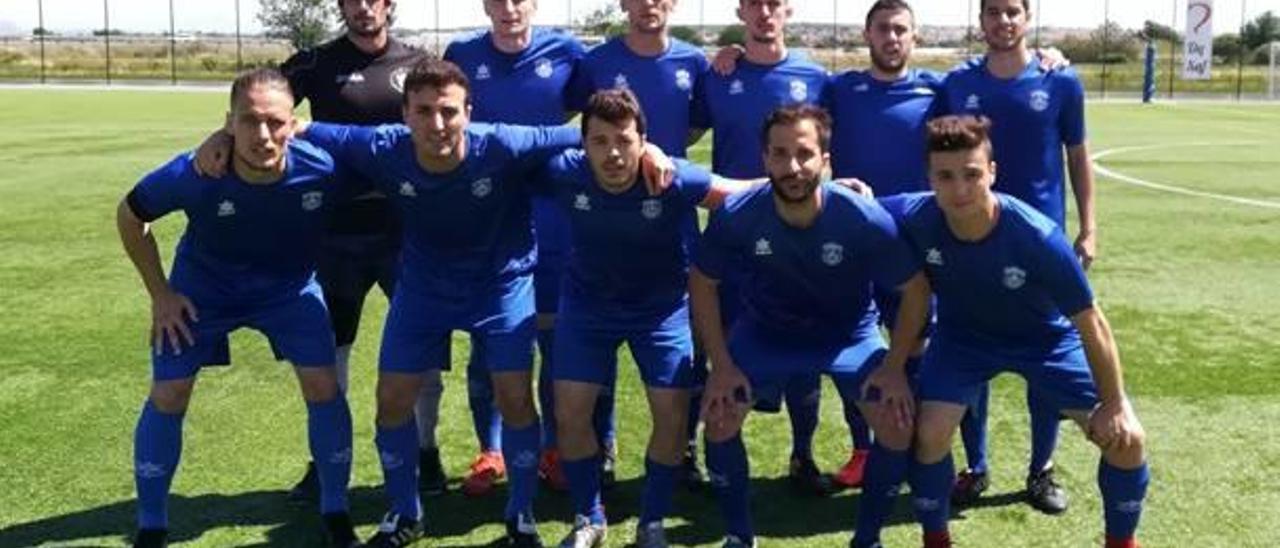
[119,69,356,547]
[889,115,1148,548]
[691,104,932,548]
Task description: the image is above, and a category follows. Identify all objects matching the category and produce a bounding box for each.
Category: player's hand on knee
[1088,397,1141,452]
[640,143,676,195]
[863,364,915,430]
[711,44,746,76]
[832,177,874,198]
[702,363,751,429]
[151,288,198,356]
[193,130,233,178]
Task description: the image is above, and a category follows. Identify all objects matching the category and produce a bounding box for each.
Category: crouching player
[691,104,932,548]
[889,115,1148,548]
[118,68,356,547]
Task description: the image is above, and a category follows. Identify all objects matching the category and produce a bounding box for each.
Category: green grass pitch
[0,89,1278,547]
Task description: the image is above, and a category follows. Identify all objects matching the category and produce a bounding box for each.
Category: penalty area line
[1091,142,1280,210]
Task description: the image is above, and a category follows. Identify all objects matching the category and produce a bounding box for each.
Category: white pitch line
[1091,142,1280,210]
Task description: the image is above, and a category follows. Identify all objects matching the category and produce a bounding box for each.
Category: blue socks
[1099,459,1149,539]
[853,443,909,547]
[1027,388,1062,475]
[706,435,753,544]
[466,341,503,452]
[563,453,605,524]
[502,420,542,520]
[375,417,421,520]
[785,375,820,461]
[134,400,184,529]
[306,396,353,514]
[960,384,990,473]
[909,454,955,534]
[640,458,678,525]
[536,329,558,448]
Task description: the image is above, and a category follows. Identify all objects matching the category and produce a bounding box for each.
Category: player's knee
[914,418,955,461]
[419,370,444,398]
[494,385,537,425]
[296,368,339,403]
[1103,422,1147,468]
[874,421,913,451]
[375,376,419,425]
[554,395,592,434]
[149,381,193,414]
[703,416,743,443]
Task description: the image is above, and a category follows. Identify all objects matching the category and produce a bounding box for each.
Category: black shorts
[316,233,400,346]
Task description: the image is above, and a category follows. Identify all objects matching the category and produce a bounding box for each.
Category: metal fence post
[103,0,111,84]
[37,0,46,83]
[1169,0,1177,98]
[236,0,244,72]
[169,0,177,84]
[1236,0,1247,100]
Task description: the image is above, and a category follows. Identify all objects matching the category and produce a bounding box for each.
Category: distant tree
[1142,20,1180,44]
[716,25,745,47]
[257,0,335,50]
[1214,33,1243,63]
[92,28,125,36]
[31,27,53,36]
[1241,11,1280,52]
[578,4,627,38]
[670,25,704,46]
[1056,21,1140,64]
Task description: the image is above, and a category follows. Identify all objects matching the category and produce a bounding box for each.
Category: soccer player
[940,0,1097,513]
[701,0,841,497]
[547,89,759,548]
[442,0,590,496]
[691,104,932,548]
[890,114,1146,548]
[567,0,713,487]
[120,69,357,548]
[277,0,447,499]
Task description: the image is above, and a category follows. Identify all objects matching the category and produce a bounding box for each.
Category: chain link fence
[2,0,1279,99]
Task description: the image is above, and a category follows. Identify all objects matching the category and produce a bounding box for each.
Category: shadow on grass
[0,476,1022,546]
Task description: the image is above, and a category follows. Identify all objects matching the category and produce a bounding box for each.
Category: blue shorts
[917,337,1098,412]
[553,305,694,389]
[379,273,535,374]
[728,320,887,413]
[151,281,336,381]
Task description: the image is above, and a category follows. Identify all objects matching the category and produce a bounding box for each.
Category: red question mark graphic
[1189,1,1213,34]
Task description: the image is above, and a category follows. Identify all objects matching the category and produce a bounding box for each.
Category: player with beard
[691,104,931,548]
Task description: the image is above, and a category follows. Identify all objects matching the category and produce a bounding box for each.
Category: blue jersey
[304,122,579,294]
[703,53,828,178]
[827,68,944,197]
[126,141,337,304]
[696,183,918,341]
[541,153,711,327]
[569,37,710,157]
[882,192,1093,354]
[942,58,1086,226]
[445,28,585,262]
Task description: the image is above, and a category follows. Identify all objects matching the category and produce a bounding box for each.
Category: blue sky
[3,0,1278,35]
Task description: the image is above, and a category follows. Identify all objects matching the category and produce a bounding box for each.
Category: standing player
[121,69,357,548]
[691,104,932,548]
[276,0,447,499]
[892,115,1147,548]
[442,0,590,496]
[940,0,1097,513]
[701,0,841,496]
[568,0,712,486]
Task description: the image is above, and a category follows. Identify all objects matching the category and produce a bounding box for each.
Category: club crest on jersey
[1030,90,1051,112]
[535,58,554,79]
[821,242,844,266]
[926,247,944,266]
[217,200,236,217]
[729,79,745,95]
[854,83,870,92]
[1003,266,1027,290]
[613,73,630,90]
[471,177,493,198]
[399,181,417,197]
[640,198,663,220]
[675,69,692,91]
[301,191,323,211]
[789,79,809,102]
[390,66,409,94]
[754,238,773,256]
[574,193,591,211]
[965,94,982,110]
[475,64,491,81]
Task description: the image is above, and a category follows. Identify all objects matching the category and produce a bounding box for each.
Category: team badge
[1030,90,1051,112]
[729,79,745,95]
[389,66,409,93]
[574,193,591,211]
[965,94,981,111]
[217,200,236,217]
[675,69,692,91]
[399,181,417,197]
[641,198,663,220]
[926,247,944,266]
[754,238,773,256]
[301,191,323,211]
[535,58,554,79]
[821,242,844,266]
[476,64,491,81]
[471,178,493,198]
[789,79,809,102]
[1003,266,1027,290]
[854,83,870,93]
[613,73,630,90]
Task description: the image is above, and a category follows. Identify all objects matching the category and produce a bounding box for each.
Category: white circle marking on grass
[1091,142,1280,210]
